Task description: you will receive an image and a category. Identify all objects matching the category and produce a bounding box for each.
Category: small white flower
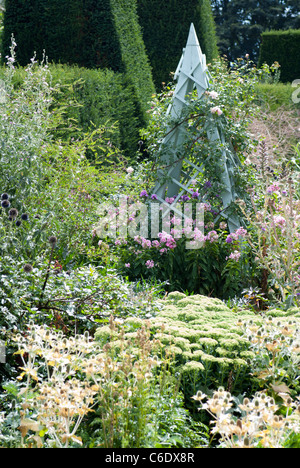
[207,90,219,99]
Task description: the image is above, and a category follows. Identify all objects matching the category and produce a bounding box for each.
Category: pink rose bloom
[210,106,223,116]
[207,91,219,99]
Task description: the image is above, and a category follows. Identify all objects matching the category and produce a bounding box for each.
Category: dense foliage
[0,63,144,157]
[2,0,155,130]
[258,29,300,83]
[137,0,219,89]
[211,0,300,63]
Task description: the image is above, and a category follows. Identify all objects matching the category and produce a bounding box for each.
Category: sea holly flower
[23,264,33,273]
[9,208,18,219]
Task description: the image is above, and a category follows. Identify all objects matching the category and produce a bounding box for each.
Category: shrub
[2,0,155,133]
[48,64,141,157]
[95,294,259,406]
[258,30,300,83]
[99,293,300,411]
[254,82,300,111]
[137,0,219,89]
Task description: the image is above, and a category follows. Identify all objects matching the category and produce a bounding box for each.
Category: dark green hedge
[49,65,142,158]
[2,0,155,128]
[258,29,300,83]
[0,63,142,157]
[136,0,219,89]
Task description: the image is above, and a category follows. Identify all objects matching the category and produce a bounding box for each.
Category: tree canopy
[211,0,300,62]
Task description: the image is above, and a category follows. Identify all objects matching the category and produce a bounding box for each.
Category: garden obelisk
[152,23,241,233]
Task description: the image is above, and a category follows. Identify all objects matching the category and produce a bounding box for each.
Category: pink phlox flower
[193,228,205,243]
[273,215,286,227]
[145,260,155,269]
[152,240,160,248]
[226,250,241,262]
[171,216,182,226]
[165,197,175,204]
[141,237,152,248]
[206,230,219,242]
[267,183,280,194]
[203,202,211,212]
[231,227,247,240]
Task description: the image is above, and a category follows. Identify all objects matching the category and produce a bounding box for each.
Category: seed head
[9,208,18,218]
[23,264,33,273]
[49,236,57,246]
[1,200,10,209]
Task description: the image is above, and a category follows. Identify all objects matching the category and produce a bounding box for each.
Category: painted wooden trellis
[151,23,241,233]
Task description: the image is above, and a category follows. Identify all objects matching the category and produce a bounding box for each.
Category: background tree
[211,0,300,62]
[136,0,219,90]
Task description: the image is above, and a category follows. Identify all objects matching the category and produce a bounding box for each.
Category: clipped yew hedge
[258,29,300,83]
[137,0,219,89]
[2,0,155,133]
